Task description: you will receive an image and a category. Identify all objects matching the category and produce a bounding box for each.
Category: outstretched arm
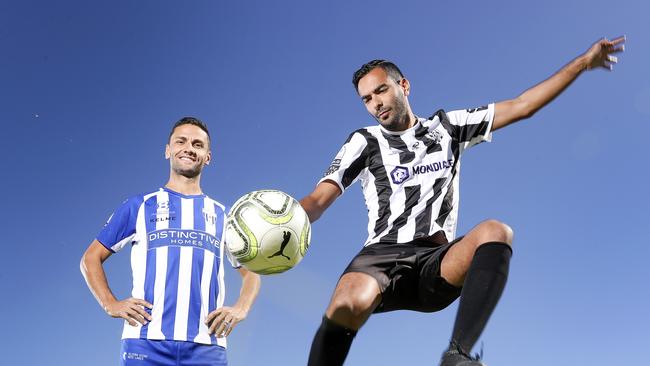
[300,180,342,223]
[492,36,625,131]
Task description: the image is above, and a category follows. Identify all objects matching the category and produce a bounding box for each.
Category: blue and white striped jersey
[97,187,235,347]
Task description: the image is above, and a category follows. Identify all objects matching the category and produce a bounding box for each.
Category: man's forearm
[233,269,261,314]
[80,255,118,310]
[517,54,589,118]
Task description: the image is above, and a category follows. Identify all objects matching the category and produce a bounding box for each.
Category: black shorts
[342,237,463,313]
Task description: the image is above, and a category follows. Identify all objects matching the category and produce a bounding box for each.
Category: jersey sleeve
[220,204,242,269]
[96,195,143,253]
[318,130,369,193]
[444,103,495,151]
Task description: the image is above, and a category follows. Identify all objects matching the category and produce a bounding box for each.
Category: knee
[326,294,376,329]
[478,219,514,246]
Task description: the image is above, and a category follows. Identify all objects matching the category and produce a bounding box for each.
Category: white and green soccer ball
[225,190,311,275]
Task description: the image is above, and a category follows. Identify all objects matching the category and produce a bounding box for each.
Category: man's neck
[165,174,203,196]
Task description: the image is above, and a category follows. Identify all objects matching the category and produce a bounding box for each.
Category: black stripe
[435,182,454,227]
[378,184,421,244]
[381,130,415,164]
[340,131,370,189]
[435,108,490,144]
[358,129,392,237]
[414,177,447,238]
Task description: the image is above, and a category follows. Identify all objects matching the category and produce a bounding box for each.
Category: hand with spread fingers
[583,36,625,71]
[206,306,247,338]
[104,297,153,327]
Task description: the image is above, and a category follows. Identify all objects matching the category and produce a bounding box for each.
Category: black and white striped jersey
[319,103,495,246]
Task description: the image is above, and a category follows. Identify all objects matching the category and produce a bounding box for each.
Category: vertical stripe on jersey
[172,198,196,341]
[122,195,153,339]
[194,251,215,344]
[436,181,455,228]
[414,177,447,237]
[358,130,392,237]
[186,246,204,341]
[214,201,227,348]
[379,185,420,243]
[139,194,158,339]
[340,133,370,190]
[161,193,183,338]
[144,190,170,339]
[184,196,206,341]
[381,131,415,164]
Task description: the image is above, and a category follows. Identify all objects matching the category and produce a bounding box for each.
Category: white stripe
[213,201,228,348]
[173,198,194,340]
[194,250,214,344]
[173,246,193,340]
[122,191,158,339]
[146,190,170,340]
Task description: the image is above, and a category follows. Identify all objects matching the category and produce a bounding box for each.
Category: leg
[440,220,513,365]
[308,272,381,366]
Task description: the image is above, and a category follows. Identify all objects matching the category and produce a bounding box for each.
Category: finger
[609,35,626,45]
[607,46,624,54]
[125,308,149,325]
[132,304,152,322]
[205,308,223,325]
[134,298,153,309]
[209,314,226,334]
[120,312,139,327]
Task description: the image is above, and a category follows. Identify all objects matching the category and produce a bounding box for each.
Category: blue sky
[1,0,649,365]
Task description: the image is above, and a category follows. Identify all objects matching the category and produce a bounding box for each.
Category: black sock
[450,242,512,354]
[308,316,357,366]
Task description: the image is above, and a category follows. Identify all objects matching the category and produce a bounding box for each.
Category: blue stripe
[214,203,225,251]
[161,246,180,339]
[159,193,183,338]
[194,197,206,233]
[208,255,218,345]
[140,195,158,339]
[186,248,204,341]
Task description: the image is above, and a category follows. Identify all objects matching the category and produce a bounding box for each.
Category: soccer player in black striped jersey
[300,36,625,366]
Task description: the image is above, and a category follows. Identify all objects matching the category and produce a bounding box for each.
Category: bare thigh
[441,219,513,287]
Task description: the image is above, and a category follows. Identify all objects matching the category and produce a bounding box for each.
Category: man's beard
[376,97,409,131]
[173,164,202,178]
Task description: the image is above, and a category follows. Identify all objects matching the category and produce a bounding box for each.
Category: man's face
[357,67,411,131]
[165,124,211,178]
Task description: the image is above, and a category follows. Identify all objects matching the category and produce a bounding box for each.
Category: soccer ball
[225,190,311,275]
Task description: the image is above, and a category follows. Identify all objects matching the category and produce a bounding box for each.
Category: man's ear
[205,151,211,165]
[165,144,171,159]
[401,78,411,96]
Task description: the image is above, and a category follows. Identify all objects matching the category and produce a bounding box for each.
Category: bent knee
[478,219,514,245]
[326,296,376,329]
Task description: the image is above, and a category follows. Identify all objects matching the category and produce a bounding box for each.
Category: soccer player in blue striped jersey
[81,117,261,366]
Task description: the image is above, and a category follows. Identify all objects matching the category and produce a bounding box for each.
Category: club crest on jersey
[390,166,410,184]
[425,130,443,144]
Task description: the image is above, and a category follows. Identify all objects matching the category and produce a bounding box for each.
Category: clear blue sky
[1,0,649,365]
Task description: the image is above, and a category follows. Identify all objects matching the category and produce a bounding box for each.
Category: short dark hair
[352,59,404,91]
[168,117,211,144]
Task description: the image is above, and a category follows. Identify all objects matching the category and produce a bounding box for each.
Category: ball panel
[224,189,311,275]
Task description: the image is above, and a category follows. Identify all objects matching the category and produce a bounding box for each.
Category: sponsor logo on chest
[389,158,454,184]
